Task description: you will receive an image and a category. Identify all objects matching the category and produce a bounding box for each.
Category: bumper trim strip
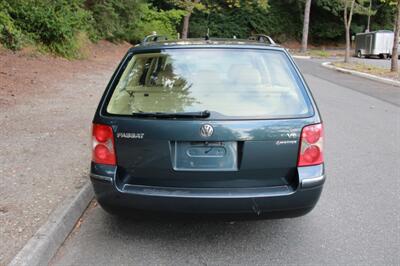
[90,173,113,183]
[120,184,294,198]
[301,175,325,188]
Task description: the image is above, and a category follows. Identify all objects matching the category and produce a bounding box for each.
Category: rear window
[106,48,312,119]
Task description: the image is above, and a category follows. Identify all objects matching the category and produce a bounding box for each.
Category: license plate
[172,141,238,171]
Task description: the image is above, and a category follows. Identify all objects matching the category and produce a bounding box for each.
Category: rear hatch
[100,47,317,190]
[112,118,315,189]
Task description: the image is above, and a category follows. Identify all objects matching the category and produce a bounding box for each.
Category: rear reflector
[92,124,116,165]
[298,123,323,167]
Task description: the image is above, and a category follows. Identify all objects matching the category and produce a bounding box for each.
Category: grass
[290,49,346,58]
[0,43,7,54]
[308,50,330,58]
[333,61,399,81]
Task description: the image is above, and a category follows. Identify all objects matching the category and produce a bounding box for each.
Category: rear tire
[379,54,388,59]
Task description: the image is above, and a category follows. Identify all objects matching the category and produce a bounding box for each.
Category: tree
[380,0,399,72]
[391,0,400,72]
[366,0,372,31]
[312,0,368,62]
[168,0,203,39]
[339,0,370,62]
[365,0,378,33]
[343,0,356,62]
[301,0,312,53]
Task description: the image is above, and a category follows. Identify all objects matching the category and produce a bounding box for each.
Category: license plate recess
[171,141,238,171]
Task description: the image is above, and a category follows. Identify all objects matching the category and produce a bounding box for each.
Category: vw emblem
[200,124,214,138]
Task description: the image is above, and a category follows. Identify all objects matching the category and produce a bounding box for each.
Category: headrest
[192,70,223,85]
[228,64,262,85]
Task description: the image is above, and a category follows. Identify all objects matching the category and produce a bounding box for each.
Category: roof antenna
[205,28,210,40]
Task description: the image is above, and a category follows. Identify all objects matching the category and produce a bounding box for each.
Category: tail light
[92,124,116,165]
[298,123,324,167]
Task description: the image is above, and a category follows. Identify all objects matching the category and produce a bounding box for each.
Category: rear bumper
[90,165,325,218]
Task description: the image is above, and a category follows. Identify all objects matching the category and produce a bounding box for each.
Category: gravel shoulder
[351,57,397,69]
[332,61,399,81]
[0,41,130,265]
[323,56,400,81]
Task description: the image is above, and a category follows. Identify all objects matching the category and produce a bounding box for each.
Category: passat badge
[200,124,213,138]
[117,132,144,139]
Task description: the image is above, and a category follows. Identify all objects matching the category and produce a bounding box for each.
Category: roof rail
[142,33,168,44]
[248,34,276,45]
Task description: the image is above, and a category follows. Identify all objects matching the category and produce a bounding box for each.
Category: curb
[9,182,94,266]
[322,61,400,87]
[292,55,311,60]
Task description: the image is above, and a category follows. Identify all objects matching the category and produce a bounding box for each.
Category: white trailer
[355,30,394,59]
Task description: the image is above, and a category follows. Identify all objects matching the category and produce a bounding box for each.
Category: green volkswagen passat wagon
[90,36,325,218]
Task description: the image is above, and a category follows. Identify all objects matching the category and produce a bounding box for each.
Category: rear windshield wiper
[131,110,210,119]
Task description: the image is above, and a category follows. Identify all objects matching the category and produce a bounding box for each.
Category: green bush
[0,2,23,50]
[0,0,183,57]
[189,0,302,42]
[87,0,143,42]
[1,0,394,58]
[190,9,249,39]
[247,2,302,43]
[88,0,184,43]
[1,0,93,57]
[130,4,185,43]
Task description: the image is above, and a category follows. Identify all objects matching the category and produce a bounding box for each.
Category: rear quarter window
[106,48,313,119]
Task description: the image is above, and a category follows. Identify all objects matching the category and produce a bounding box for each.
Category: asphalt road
[52,59,400,266]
